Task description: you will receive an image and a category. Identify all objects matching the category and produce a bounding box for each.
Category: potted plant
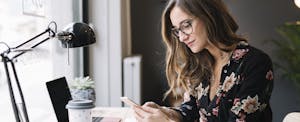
[69,76,96,102]
[269,21,300,88]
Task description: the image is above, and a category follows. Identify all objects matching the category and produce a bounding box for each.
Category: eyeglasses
[171,18,194,38]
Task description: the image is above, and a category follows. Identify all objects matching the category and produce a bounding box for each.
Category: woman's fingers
[133,105,156,121]
[133,104,161,118]
[143,101,160,108]
[160,106,170,114]
[133,105,151,116]
[143,105,161,113]
[132,104,172,122]
[133,110,144,121]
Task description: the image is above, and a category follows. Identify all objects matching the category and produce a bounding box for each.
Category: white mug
[66,99,95,122]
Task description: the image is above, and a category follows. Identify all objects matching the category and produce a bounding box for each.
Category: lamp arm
[2,21,56,58]
[13,28,53,49]
[11,59,30,122]
[4,27,55,60]
[1,56,21,122]
[11,36,51,60]
[0,21,56,122]
[12,21,57,50]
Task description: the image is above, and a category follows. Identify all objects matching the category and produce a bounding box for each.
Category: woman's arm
[227,52,274,122]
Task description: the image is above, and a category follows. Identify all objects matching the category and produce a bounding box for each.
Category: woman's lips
[186,40,195,47]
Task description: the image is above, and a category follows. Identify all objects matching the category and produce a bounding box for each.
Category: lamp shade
[57,23,96,48]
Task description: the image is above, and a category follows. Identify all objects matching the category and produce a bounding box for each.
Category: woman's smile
[186,40,195,47]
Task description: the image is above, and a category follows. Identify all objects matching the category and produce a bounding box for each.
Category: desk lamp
[0,21,96,122]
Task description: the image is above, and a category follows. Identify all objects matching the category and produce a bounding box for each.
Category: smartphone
[120,97,139,107]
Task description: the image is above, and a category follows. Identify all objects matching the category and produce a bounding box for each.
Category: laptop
[46,77,72,122]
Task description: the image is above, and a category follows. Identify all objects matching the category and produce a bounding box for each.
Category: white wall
[49,0,76,81]
[89,0,130,106]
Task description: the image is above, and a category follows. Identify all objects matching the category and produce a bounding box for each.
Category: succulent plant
[70,76,95,90]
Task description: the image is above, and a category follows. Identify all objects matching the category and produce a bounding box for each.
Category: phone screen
[120,97,139,107]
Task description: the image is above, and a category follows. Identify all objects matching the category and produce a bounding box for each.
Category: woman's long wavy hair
[162,0,247,99]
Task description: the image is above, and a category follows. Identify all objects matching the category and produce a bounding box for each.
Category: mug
[66,99,95,122]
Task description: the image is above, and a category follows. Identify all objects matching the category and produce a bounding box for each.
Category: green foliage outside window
[270,22,300,88]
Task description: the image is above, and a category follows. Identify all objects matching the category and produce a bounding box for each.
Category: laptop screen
[46,77,72,122]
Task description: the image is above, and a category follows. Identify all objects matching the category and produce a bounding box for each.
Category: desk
[92,107,136,122]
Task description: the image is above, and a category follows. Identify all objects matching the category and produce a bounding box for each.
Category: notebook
[46,77,72,122]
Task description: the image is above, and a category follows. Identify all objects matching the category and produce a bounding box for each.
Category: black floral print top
[175,42,274,122]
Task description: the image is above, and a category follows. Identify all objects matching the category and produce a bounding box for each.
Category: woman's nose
[178,31,189,42]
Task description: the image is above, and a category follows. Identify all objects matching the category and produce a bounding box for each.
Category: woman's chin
[190,48,201,53]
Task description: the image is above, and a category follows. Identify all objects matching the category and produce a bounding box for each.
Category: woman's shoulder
[230,41,273,74]
[234,41,272,64]
[233,42,273,74]
[246,45,272,64]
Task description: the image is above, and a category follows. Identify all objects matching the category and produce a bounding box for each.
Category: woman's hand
[132,102,181,122]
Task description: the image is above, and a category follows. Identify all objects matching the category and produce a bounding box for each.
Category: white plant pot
[70,88,96,102]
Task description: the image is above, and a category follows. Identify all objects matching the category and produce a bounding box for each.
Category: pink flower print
[232,49,249,60]
[236,112,246,122]
[222,72,237,92]
[195,84,209,100]
[195,83,203,100]
[236,119,245,122]
[215,96,221,105]
[233,98,240,105]
[266,70,274,81]
[200,116,208,122]
[199,110,208,122]
[236,118,245,122]
[239,112,246,120]
[212,107,219,116]
[231,101,242,115]
[241,95,260,114]
[216,86,223,97]
[183,92,191,102]
[196,100,200,107]
[231,98,242,115]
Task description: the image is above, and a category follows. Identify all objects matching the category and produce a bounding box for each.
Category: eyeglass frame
[171,18,195,38]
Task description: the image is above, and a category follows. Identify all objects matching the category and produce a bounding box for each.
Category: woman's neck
[206,44,231,65]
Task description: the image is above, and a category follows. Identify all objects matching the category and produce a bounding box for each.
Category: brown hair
[161,0,247,98]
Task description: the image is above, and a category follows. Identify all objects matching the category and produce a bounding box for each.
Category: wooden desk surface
[92,107,135,122]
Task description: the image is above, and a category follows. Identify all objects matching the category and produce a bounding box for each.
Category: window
[0,0,73,121]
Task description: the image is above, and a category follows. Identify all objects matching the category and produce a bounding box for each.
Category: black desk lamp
[0,21,96,122]
[57,22,96,48]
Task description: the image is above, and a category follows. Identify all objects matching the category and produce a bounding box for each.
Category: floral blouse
[175,42,274,122]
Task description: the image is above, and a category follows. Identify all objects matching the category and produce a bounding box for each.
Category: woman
[133,0,274,121]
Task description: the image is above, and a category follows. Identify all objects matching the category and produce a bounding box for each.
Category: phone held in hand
[120,97,139,107]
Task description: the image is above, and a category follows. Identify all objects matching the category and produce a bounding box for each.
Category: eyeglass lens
[172,19,193,37]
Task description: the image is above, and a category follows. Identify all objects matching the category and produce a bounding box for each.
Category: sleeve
[228,53,274,122]
[173,95,200,122]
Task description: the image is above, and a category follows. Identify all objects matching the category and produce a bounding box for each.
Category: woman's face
[170,6,209,53]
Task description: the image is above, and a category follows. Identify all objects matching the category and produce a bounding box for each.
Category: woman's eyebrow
[172,18,192,28]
